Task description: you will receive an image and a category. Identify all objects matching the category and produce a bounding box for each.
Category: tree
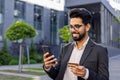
[5,20,38,72]
[58,25,71,43]
[5,21,37,41]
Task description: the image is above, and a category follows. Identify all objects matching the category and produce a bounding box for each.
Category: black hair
[68,8,92,25]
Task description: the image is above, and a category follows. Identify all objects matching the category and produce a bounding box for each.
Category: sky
[108,0,120,10]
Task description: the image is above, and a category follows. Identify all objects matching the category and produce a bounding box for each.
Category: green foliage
[30,59,37,64]
[29,39,43,63]
[0,51,13,65]
[114,16,120,24]
[30,52,43,63]
[30,39,37,53]
[5,21,38,41]
[0,40,14,65]
[9,59,18,65]
[1,39,8,52]
[58,25,71,43]
[22,55,27,64]
[117,38,120,41]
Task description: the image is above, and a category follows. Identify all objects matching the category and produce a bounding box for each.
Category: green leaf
[58,25,71,43]
[5,21,38,41]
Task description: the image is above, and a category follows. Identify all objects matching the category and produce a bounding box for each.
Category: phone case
[42,45,52,56]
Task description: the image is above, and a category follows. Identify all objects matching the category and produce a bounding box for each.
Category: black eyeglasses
[70,24,84,30]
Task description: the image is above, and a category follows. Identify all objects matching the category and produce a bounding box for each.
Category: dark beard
[72,31,86,41]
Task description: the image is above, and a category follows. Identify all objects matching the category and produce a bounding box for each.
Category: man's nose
[71,27,78,31]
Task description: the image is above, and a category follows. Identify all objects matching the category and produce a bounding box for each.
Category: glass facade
[100,4,120,47]
[14,0,25,20]
[34,5,43,30]
[50,9,57,44]
[0,0,4,41]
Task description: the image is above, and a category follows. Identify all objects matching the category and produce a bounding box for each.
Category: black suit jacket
[44,39,109,80]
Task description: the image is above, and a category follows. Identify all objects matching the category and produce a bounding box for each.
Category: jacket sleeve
[88,47,109,80]
[43,47,64,79]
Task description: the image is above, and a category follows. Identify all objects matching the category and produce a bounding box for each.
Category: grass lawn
[2,69,46,76]
[0,74,34,80]
[24,67,44,71]
[0,67,47,79]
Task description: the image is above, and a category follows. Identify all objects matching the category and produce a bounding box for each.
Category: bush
[9,59,18,65]
[0,40,14,65]
[29,39,43,63]
[22,56,27,64]
[0,51,13,65]
[30,52,43,63]
[58,25,71,43]
[30,59,37,64]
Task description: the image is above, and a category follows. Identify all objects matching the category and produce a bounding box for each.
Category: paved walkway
[109,55,120,80]
[0,64,52,80]
[0,64,43,70]
[0,55,120,80]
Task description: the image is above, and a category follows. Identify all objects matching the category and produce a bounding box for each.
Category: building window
[50,9,57,44]
[34,5,43,30]
[64,12,68,25]
[14,0,25,20]
[0,0,4,41]
[0,0,4,13]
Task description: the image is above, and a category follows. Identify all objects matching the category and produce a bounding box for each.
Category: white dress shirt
[63,37,89,80]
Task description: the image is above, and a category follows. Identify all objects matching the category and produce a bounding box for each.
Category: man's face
[69,18,86,41]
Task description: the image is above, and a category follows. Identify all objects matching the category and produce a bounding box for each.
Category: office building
[66,0,120,48]
[0,0,66,49]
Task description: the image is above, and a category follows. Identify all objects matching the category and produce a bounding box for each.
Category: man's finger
[76,66,84,70]
[45,58,57,64]
[43,52,49,58]
[44,55,55,62]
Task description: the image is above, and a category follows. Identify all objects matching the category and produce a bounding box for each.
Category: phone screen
[42,45,52,56]
[42,45,55,64]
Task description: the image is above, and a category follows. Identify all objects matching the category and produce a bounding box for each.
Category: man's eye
[70,25,74,28]
[75,25,82,28]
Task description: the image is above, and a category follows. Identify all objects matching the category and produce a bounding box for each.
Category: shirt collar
[74,37,89,49]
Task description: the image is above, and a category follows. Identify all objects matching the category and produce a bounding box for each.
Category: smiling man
[43,8,109,80]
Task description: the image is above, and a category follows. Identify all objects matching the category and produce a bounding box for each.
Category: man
[43,8,109,80]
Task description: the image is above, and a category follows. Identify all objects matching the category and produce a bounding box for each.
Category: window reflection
[14,0,25,20]
[50,9,57,44]
[34,5,43,30]
[0,0,4,40]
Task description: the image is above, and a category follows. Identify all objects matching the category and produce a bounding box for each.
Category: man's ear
[86,23,91,32]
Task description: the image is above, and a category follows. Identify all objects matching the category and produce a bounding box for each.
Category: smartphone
[42,45,56,64]
[42,45,53,57]
[68,62,79,67]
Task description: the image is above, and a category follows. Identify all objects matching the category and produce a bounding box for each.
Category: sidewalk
[0,63,52,80]
[0,71,52,80]
[0,55,120,80]
[109,55,120,80]
[0,64,43,70]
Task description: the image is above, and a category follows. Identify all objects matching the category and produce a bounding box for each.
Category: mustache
[71,32,79,34]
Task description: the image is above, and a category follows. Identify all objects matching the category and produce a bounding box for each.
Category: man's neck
[76,35,89,49]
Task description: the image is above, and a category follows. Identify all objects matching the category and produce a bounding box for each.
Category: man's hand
[43,52,57,69]
[69,65,87,78]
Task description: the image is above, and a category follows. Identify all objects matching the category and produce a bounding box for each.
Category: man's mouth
[72,32,79,34]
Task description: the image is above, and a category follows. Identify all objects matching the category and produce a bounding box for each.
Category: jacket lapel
[56,43,74,80]
[63,43,74,63]
[80,39,95,65]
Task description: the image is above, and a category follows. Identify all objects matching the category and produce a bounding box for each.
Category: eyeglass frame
[69,24,84,30]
